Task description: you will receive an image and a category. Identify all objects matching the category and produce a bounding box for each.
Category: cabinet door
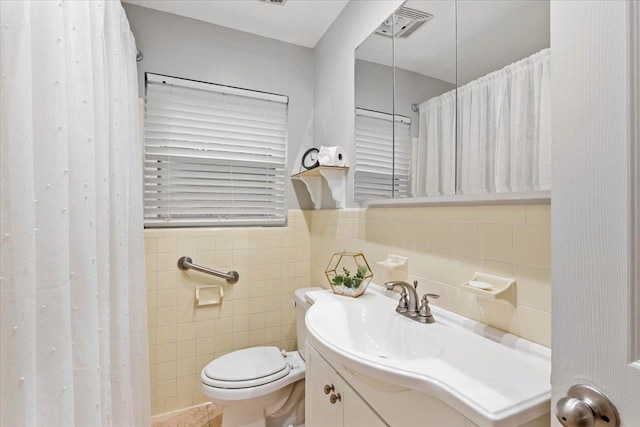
[305,343,388,427]
[338,375,387,427]
[305,343,340,427]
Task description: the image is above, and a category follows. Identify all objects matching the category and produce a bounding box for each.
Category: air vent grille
[375,6,433,39]
[395,6,431,21]
[258,0,287,5]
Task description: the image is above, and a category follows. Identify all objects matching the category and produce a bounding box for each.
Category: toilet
[201,287,320,427]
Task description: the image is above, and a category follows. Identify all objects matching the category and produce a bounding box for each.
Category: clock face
[302,147,320,170]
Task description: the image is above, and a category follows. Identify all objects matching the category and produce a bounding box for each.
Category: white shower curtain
[416,48,551,195]
[0,1,149,426]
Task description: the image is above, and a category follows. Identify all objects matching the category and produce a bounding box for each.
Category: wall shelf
[292,166,349,209]
[364,190,550,208]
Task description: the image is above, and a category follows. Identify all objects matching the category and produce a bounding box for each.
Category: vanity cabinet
[305,342,550,427]
[305,344,388,427]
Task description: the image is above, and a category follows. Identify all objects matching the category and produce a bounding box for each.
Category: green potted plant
[325,252,373,297]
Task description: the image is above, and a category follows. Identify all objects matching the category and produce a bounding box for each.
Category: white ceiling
[121,0,349,48]
[356,0,550,85]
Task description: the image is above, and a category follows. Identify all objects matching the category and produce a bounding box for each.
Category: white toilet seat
[202,346,292,389]
[203,365,290,389]
[201,349,305,403]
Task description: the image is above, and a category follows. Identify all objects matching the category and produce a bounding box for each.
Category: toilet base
[221,406,268,427]
[218,384,293,427]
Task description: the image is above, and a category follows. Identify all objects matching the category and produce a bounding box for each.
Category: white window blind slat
[144,136,286,154]
[144,73,288,227]
[145,140,286,160]
[146,103,286,122]
[145,116,287,138]
[143,191,285,200]
[144,200,285,209]
[145,107,287,133]
[354,109,412,202]
[145,97,288,122]
[144,161,286,176]
[144,177,286,189]
[144,210,287,220]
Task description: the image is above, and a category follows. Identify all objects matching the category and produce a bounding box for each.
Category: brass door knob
[329,393,342,404]
[323,384,334,395]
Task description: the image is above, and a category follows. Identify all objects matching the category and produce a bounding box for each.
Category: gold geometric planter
[325,252,373,298]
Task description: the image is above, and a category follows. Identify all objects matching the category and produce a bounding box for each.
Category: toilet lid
[203,346,289,387]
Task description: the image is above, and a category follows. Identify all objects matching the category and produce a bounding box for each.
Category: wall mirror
[354,0,550,204]
[353,16,396,202]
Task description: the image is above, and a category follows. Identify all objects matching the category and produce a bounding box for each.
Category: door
[552,1,640,426]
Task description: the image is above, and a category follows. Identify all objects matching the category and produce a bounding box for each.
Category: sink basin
[310,298,444,360]
[304,285,551,427]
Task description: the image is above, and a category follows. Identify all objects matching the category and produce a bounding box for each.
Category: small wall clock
[301,147,320,170]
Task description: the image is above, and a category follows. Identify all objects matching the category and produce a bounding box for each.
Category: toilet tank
[293,287,322,361]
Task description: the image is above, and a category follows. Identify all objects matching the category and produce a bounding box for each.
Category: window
[143,73,288,227]
[354,108,411,201]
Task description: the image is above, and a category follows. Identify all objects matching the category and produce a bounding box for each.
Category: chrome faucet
[385,280,439,324]
[385,280,420,316]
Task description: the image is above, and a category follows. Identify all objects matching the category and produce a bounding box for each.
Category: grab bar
[177,256,239,284]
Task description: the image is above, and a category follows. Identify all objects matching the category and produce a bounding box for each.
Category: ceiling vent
[375,6,433,39]
[258,0,287,5]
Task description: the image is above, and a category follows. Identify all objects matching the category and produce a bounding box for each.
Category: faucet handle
[423,293,439,302]
[418,293,440,323]
[396,290,409,313]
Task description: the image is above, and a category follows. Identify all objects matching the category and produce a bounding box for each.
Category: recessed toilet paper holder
[195,285,224,307]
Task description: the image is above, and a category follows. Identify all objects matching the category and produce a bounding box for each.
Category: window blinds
[354,108,412,202]
[144,73,288,227]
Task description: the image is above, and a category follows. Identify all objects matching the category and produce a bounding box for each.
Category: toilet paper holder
[195,285,224,307]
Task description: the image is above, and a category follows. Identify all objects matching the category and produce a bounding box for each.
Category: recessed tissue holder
[195,285,224,307]
[461,272,516,306]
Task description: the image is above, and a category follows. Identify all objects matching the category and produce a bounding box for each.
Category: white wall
[457,0,550,85]
[123,3,315,210]
[355,59,455,137]
[313,0,404,208]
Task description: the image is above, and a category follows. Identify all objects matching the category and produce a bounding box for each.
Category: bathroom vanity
[306,344,387,427]
[304,287,551,427]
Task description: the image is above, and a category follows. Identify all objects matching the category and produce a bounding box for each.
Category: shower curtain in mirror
[416,91,457,196]
[0,1,149,426]
[417,48,551,195]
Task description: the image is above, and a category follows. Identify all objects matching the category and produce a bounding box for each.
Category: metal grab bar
[177,256,239,284]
